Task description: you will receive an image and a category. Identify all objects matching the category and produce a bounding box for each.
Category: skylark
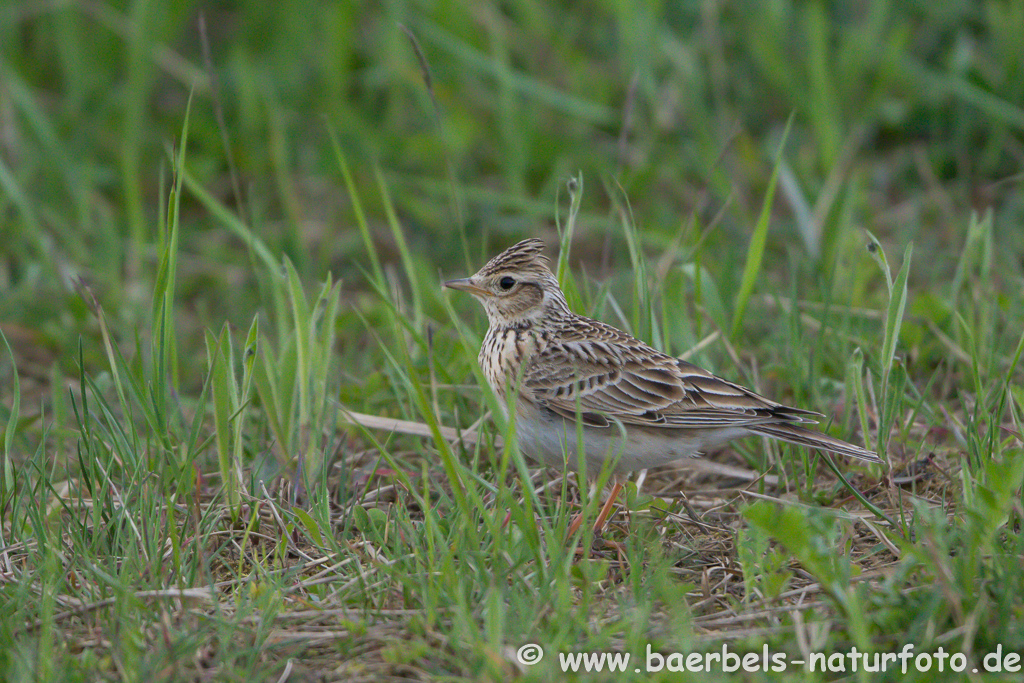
[445,238,882,534]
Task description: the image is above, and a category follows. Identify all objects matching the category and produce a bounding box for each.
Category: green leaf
[293,508,325,546]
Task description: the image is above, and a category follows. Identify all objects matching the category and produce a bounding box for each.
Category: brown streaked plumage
[445,238,882,533]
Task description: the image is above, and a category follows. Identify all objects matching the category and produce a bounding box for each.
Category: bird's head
[444,238,570,328]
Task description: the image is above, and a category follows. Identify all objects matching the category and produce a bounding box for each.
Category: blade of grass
[865,230,892,292]
[232,316,259,500]
[328,125,385,289]
[732,114,794,338]
[378,167,423,330]
[609,180,653,343]
[180,167,278,273]
[555,174,582,283]
[847,348,874,455]
[206,325,237,513]
[151,90,192,419]
[879,243,912,403]
[819,452,898,530]
[864,233,911,459]
[284,258,312,468]
[1,330,19,512]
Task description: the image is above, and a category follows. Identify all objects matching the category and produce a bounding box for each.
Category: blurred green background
[3,0,1021,365]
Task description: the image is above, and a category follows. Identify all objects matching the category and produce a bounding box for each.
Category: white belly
[511,401,748,477]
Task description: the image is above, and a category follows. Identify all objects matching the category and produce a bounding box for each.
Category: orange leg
[592,482,624,532]
[567,482,624,537]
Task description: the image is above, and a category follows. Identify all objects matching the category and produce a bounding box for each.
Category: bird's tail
[749,423,882,463]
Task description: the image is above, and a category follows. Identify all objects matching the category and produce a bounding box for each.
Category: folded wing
[522,319,819,431]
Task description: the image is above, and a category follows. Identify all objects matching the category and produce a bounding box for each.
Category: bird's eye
[499,276,516,291]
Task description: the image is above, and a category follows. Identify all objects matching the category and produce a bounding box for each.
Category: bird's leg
[567,481,624,537]
[591,481,624,532]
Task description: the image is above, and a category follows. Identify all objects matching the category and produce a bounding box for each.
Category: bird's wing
[522,320,818,430]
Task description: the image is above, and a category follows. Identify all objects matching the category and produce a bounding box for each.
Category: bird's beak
[443,278,492,297]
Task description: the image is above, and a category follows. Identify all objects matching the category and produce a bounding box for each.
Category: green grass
[2,1,1024,681]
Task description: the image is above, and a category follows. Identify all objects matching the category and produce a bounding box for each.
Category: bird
[444,238,882,536]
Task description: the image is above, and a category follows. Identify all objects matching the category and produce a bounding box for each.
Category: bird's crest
[478,238,550,276]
